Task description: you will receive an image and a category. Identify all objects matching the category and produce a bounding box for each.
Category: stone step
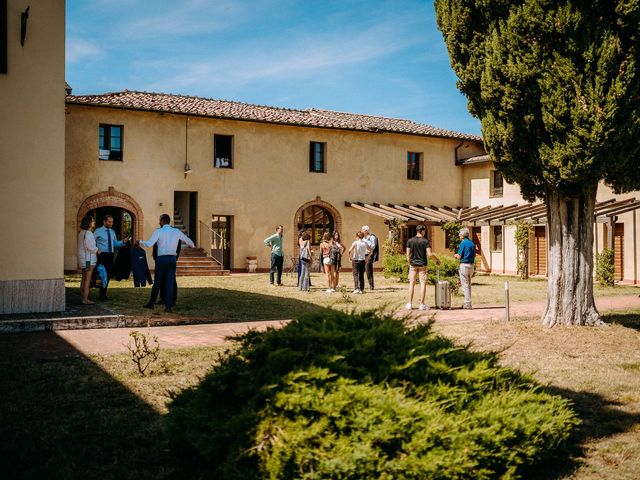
[176,267,230,276]
[178,260,223,268]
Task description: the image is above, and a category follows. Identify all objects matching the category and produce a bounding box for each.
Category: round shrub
[166,310,579,479]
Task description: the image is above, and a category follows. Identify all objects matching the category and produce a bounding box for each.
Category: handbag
[300,242,311,263]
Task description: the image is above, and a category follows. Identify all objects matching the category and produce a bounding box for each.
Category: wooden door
[533,226,547,276]
[614,223,624,281]
[471,227,482,255]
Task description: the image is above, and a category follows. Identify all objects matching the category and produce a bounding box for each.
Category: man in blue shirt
[136,214,194,313]
[94,214,128,300]
[454,228,476,309]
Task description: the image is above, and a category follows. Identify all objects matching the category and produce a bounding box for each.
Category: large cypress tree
[435,0,640,326]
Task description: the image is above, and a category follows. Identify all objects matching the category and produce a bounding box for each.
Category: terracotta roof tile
[66,90,483,142]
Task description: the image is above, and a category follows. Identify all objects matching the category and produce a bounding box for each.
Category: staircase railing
[199,221,225,268]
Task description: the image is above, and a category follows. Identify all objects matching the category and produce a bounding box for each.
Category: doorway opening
[174,191,198,242]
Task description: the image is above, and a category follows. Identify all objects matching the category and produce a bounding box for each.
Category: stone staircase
[174,209,230,277]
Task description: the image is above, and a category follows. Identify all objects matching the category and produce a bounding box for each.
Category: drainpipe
[454,141,464,165]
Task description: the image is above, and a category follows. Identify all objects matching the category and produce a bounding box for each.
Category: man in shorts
[405,225,439,311]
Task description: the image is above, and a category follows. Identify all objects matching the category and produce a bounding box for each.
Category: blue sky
[66,0,481,135]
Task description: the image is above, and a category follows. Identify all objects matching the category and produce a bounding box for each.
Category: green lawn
[65,272,639,321]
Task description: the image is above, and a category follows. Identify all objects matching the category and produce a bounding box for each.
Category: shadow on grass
[0,333,176,479]
[523,385,640,479]
[603,312,640,331]
[71,286,326,323]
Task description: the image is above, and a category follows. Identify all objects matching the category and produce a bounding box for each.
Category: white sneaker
[329,288,335,292]
[419,304,429,311]
[404,303,413,310]
[325,289,332,293]
[353,289,359,294]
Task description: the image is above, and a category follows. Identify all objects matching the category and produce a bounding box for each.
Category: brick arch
[77,186,144,240]
[292,196,342,255]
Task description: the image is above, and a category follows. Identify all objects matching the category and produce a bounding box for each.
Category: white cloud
[140,12,425,92]
[66,38,102,63]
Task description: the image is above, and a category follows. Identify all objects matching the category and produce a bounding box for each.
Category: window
[297,205,334,245]
[99,124,123,161]
[491,226,503,252]
[407,152,422,180]
[214,134,233,168]
[309,142,325,173]
[1,0,7,74]
[491,170,504,197]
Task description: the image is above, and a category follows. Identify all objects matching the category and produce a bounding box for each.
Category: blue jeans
[148,255,177,307]
[270,253,283,285]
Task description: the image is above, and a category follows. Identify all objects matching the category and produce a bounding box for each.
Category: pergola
[345,197,640,249]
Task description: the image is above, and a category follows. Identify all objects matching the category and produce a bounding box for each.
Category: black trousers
[270,254,283,285]
[97,252,114,299]
[148,255,177,308]
[352,260,365,291]
[365,257,375,289]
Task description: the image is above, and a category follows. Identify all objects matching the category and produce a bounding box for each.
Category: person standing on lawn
[94,214,128,300]
[361,225,379,290]
[454,227,476,309]
[405,225,439,311]
[264,225,284,287]
[136,214,194,313]
[348,231,371,294]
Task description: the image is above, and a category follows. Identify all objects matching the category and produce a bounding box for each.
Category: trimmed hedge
[383,254,461,294]
[166,310,579,479]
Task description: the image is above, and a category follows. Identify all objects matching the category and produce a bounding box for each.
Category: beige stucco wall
[65,105,473,270]
[0,0,65,312]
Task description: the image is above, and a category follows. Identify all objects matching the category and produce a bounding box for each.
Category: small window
[491,225,503,252]
[491,170,503,197]
[309,142,325,173]
[99,124,123,161]
[214,134,233,168]
[1,0,7,74]
[407,152,422,180]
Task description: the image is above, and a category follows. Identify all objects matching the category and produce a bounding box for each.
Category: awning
[345,198,640,226]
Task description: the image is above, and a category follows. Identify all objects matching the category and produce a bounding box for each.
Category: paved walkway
[1,295,638,360]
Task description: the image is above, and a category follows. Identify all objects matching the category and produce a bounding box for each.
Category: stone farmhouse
[1,0,638,314]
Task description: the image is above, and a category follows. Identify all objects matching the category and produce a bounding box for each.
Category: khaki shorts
[409,265,427,284]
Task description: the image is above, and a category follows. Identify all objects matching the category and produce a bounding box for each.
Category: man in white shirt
[136,213,194,312]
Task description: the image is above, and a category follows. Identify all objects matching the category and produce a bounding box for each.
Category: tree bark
[541,186,604,327]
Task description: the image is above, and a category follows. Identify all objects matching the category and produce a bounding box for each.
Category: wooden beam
[374,203,422,221]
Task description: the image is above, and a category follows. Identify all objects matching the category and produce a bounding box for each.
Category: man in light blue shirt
[455,228,476,309]
[94,214,127,300]
[136,213,194,312]
[264,225,284,286]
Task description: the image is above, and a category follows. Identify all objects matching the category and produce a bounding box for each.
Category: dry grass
[65,272,639,320]
[432,312,640,479]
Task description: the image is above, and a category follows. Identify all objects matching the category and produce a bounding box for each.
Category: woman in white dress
[77,215,98,304]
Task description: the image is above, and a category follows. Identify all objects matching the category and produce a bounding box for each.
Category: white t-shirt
[351,239,368,261]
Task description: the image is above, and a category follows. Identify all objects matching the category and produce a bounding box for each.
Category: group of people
[77,213,194,311]
[264,225,379,294]
[78,215,475,313]
[404,226,476,310]
[265,223,476,309]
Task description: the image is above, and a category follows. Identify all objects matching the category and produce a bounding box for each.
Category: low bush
[166,310,579,479]
[382,253,409,282]
[596,248,615,287]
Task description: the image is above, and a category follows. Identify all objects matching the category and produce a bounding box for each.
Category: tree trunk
[541,186,603,327]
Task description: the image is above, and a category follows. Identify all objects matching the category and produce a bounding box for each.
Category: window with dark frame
[407,152,422,180]
[491,225,503,252]
[309,142,325,173]
[214,134,233,168]
[1,0,7,74]
[491,170,504,197]
[99,124,123,161]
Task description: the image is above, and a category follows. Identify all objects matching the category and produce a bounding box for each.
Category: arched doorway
[293,198,342,256]
[77,187,144,240]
